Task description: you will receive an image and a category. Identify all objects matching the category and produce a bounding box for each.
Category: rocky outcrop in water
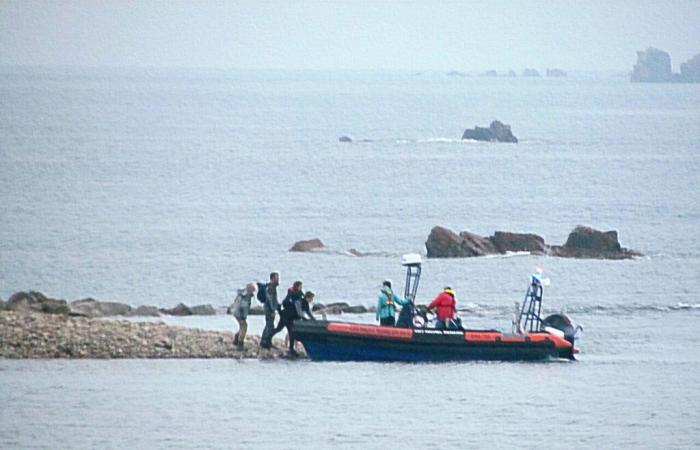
[426,225,640,259]
[631,48,700,83]
[0,310,299,359]
[546,68,567,77]
[680,54,700,82]
[5,291,71,315]
[70,298,132,317]
[339,136,353,143]
[312,302,368,315]
[522,68,541,77]
[461,120,518,143]
[290,238,326,252]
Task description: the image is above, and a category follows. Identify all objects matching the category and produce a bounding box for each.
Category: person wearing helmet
[376,279,409,326]
[426,287,458,330]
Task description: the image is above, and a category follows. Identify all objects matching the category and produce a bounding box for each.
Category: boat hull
[295,321,575,362]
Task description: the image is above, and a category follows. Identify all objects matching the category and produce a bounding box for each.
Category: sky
[1,0,699,71]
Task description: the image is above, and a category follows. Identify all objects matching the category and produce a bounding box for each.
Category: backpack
[256,282,269,304]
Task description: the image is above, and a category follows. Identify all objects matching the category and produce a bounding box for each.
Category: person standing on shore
[376,279,408,326]
[260,271,280,349]
[230,282,256,350]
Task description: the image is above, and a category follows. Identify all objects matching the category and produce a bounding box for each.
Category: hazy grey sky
[1,1,699,71]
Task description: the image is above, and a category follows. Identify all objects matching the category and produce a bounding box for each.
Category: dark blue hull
[295,321,574,362]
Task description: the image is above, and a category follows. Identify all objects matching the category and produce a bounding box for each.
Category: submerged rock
[290,238,326,252]
[461,120,518,143]
[338,136,353,143]
[631,47,673,82]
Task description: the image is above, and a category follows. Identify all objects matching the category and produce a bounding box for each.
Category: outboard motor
[542,313,581,345]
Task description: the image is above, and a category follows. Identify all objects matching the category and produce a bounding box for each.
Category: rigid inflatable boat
[295,254,579,362]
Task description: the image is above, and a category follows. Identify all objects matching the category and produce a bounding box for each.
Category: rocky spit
[0,310,301,360]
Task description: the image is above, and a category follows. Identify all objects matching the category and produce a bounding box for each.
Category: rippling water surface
[1,67,699,448]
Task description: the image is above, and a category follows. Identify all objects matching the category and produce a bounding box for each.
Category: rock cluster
[426,225,640,260]
[462,120,518,143]
[0,310,299,359]
[546,68,567,77]
[522,68,541,77]
[631,48,700,83]
[2,291,219,318]
[312,302,369,315]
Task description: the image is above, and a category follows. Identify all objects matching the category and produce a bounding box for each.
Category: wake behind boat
[295,254,580,362]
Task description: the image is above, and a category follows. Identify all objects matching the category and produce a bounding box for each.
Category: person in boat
[229,282,256,350]
[260,271,280,350]
[426,287,458,330]
[271,282,316,356]
[376,279,409,326]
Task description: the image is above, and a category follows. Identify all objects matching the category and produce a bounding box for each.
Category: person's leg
[239,319,248,346]
[287,323,298,355]
[261,307,275,347]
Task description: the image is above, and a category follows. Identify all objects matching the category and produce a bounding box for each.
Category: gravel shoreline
[0,311,301,359]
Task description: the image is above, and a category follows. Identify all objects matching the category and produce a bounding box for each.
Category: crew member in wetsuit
[426,287,457,329]
[376,279,408,326]
[271,281,315,356]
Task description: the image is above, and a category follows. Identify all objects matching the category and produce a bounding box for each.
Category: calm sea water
[1,67,699,448]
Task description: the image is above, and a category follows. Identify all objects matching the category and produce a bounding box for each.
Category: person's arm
[394,294,409,306]
[294,298,304,319]
[426,296,439,311]
[376,294,384,320]
[303,301,315,320]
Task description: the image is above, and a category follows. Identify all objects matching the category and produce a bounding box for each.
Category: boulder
[159,303,192,316]
[631,47,673,82]
[6,291,71,315]
[425,226,499,258]
[549,226,641,259]
[343,305,368,314]
[522,68,541,77]
[491,231,546,254]
[461,120,518,143]
[289,238,326,252]
[190,304,216,315]
[338,136,353,143]
[480,70,498,77]
[127,305,161,317]
[70,298,132,317]
[680,54,700,83]
[546,68,567,77]
[0,298,5,310]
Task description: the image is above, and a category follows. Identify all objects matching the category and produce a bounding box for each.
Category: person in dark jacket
[260,271,280,349]
[271,281,315,356]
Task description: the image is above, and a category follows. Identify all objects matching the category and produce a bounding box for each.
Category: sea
[0,66,699,449]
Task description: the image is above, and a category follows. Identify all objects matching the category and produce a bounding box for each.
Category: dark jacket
[281,289,315,321]
[265,282,279,312]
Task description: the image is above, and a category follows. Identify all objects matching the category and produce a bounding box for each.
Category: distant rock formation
[507,70,517,77]
[522,68,541,77]
[338,136,352,143]
[446,70,468,77]
[680,54,700,82]
[426,225,640,259]
[480,70,498,77]
[546,68,567,77]
[289,238,326,252]
[70,298,132,317]
[159,303,192,316]
[462,120,518,143]
[548,226,641,259]
[631,48,700,83]
[631,47,673,82]
[5,291,71,315]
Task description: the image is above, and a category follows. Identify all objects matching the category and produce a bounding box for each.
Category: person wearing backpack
[259,271,280,349]
[271,282,315,356]
[229,282,256,350]
[376,279,408,326]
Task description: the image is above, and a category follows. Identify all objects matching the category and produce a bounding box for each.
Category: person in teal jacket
[376,279,408,326]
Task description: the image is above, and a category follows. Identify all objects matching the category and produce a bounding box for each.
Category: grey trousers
[261,307,276,346]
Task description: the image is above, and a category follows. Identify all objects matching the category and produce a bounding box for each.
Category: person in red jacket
[426,287,457,329]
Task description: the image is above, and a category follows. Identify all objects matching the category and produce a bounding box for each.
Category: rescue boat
[295,254,579,362]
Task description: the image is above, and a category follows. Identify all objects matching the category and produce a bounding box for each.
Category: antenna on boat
[401,253,422,303]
